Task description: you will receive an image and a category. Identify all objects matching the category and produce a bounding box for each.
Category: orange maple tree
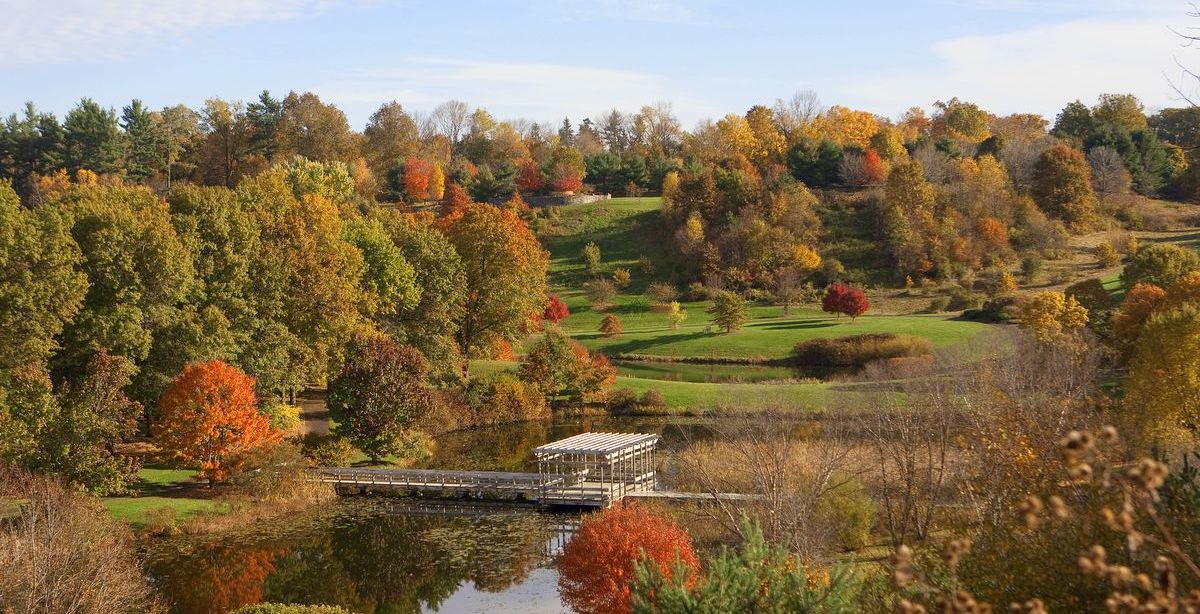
[558,503,698,614]
[155,360,280,483]
[439,182,472,222]
[516,157,546,193]
[403,156,432,202]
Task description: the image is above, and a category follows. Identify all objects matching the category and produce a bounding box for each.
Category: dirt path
[298,389,330,436]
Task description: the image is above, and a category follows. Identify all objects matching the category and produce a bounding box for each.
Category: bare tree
[774,266,808,315]
[431,99,470,151]
[1169,5,1200,106]
[672,410,861,557]
[1002,135,1055,193]
[773,90,824,141]
[910,142,953,184]
[1087,145,1132,198]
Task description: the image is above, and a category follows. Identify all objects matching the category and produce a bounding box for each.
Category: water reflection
[144,500,575,614]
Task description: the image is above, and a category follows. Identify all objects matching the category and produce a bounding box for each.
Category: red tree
[862,149,885,184]
[516,158,546,193]
[403,157,432,202]
[558,503,698,614]
[543,294,570,324]
[439,182,472,220]
[822,282,870,320]
[550,160,584,193]
[155,361,280,483]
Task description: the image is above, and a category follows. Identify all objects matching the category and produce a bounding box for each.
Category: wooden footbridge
[318,432,758,508]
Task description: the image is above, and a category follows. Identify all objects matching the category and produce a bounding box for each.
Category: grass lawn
[104,496,229,528]
[136,466,198,487]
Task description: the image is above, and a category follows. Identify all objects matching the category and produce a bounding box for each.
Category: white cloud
[842,16,1197,118]
[0,0,336,66]
[317,57,703,124]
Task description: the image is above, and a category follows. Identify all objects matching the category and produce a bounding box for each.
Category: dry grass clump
[792,333,932,367]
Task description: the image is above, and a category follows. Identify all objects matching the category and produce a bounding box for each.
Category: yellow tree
[428,163,446,201]
[1125,304,1200,442]
[1014,291,1089,342]
[815,106,879,149]
[745,105,787,167]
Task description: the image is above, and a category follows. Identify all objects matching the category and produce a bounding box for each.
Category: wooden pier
[318,432,754,508]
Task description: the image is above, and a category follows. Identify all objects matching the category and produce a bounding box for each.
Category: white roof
[535,432,659,456]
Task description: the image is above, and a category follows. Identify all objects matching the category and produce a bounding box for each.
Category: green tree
[362,101,420,179]
[0,102,65,194]
[1052,100,1095,142]
[328,334,433,461]
[1120,243,1200,289]
[246,90,284,161]
[120,99,163,182]
[342,218,419,320]
[786,136,842,187]
[519,329,615,405]
[1031,143,1096,226]
[275,91,359,163]
[0,181,86,371]
[581,241,602,273]
[709,290,749,334]
[63,98,123,175]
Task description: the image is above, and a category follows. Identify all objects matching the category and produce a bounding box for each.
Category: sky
[1,0,1197,129]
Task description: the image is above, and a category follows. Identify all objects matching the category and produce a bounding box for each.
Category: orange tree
[155,360,279,483]
[558,503,698,614]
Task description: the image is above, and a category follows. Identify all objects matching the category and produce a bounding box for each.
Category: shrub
[584,278,618,310]
[645,282,679,306]
[611,267,631,289]
[962,294,1021,322]
[299,433,356,467]
[925,296,950,313]
[1020,255,1043,282]
[471,373,549,425]
[665,301,687,329]
[1094,242,1120,267]
[543,294,570,324]
[639,389,667,409]
[599,313,623,337]
[791,333,932,366]
[582,241,601,273]
[685,281,708,301]
[605,388,640,413]
[816,478,876,550]
[946,287,984,311]
[261,402,301,433]
[638,254,655,276]
[1064,278,1116,315]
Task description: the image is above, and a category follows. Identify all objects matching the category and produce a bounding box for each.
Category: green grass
[558,303,985,361]
[542,196,673,290]
[136,466,198,488]
[104,496,228,527]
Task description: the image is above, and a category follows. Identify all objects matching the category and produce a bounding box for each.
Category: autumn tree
[558,503,698,614]
[442,204,548,360]
[1032,143,1096,227]
[1120,243,1200,289]
[582,241,602,273]
[402,157,432,203]
[600,313,623,338]
[327,334,433,462]
[585,278,618,310]
[519,329,615,405]
[821,282,870,320]
[362,101,419,179]
[883,160,937,276]
[543,294,570,325]
[1110,282,1167,352]
[439,182,471,219]
[516,157,545,193]
[665,301,687,329]
[428,163,446,201]
[1014,291,1089,342]
[709,290,749,333]
[155,360,280,483]
[1124,304,1200,442]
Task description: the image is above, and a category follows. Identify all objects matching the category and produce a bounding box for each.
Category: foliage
[646,282,679,305]
[792,333,931,366]
[665,301,688,330]
[464,373,549,425]
[155,360,280,482]
[327,333,434,461]
[1094,242,1119,267]
[519,328,615,405]
[299,433,357,467]
[582,240,602,273]
[1032,143,1096,227]
[585,278,619,310]
[1120,242,1200,289]
[559,503,698,614]
[0,351,142,494]
[1014,291,1089,342]
[442,203,548,358]
[0,468,163,614]
[1063,278,1115,316]
[612,266,631,289]
[821,283,870,320]
[600,313,624,337]
[1125,304,1200,441]
[631,519,855,614]
[708,290,749,333]
[543,294,570,324]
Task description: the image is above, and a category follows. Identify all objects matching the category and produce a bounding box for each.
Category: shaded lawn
[104,496,229,528]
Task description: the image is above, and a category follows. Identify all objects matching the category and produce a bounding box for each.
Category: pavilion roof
[534,432,659,457]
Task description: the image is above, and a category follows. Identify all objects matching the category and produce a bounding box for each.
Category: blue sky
[1,0,1196,129]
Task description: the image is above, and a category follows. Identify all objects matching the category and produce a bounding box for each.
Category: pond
[611,359,854,384]
[143,499,575,614]
[144,416,716,613]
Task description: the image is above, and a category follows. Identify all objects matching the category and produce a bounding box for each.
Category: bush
[925,296,950,313]
[816,478,876,550]
[300,433,357,467]
[470,374,549,425]
[946,287,984,311]
[261,402,301,432]
[791,333,932,366]
[962,294,1020,322]
[606,388,640,413]
[599,313,623,337]
[1065,278,1116,314]
[638,254,655,276]
[639,389,667,409]
[1095,242,1120,267]
[685,281,708,301]
[645,282,679,307]
[581,241,601,273]
[1121,242,1200,288]
[1021,255,1043,282]
[611,267,631,289]
[584,278,617,309]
